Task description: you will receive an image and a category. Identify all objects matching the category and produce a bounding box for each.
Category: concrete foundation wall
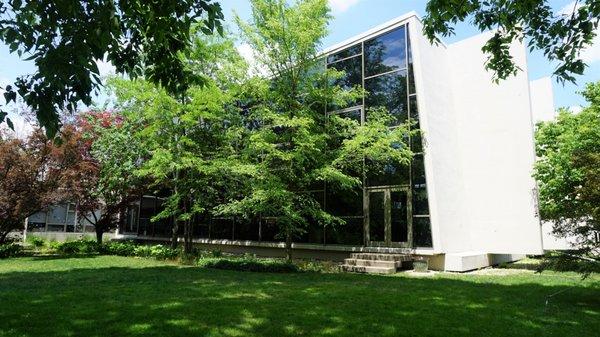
[26,232,115,242]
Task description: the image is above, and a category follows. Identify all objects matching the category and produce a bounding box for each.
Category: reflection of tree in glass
[328,56,362,109]
[365,70,408,126]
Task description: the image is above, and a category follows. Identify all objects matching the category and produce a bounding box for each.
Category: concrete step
[340,264,396,274]
[344,258,402,268]
[350,253,412,262]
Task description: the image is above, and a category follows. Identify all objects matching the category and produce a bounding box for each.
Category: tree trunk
[95,228,104,244]
[285,229,293,262]
[171,218,179,249]
[183,220,193,256]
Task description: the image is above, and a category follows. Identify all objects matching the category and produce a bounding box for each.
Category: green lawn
[0,256,598,337]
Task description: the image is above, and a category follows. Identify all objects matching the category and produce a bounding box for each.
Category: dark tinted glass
[412,154,426,187]
[413,187,429,215]
[365,69,408,126]
[260,218,278,242]
[210,217,233,240]
[391,191,408,242]
[328,56,362,109]
[233,218,259,241]
[326,217,363,245]
[326,185,363,217]
[327,44,362,64]
[369,191,385,241]
[367,159,410,187]
[407,25,416,95]
[409,95,422,152]
[365,26,406,77]
[296,220,324,244]
[413,217,433,247]
[333,108,362,122]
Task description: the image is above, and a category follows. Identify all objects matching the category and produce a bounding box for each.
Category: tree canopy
[423,0,599,83]
[534,81,600,273]
[0,0,223,137]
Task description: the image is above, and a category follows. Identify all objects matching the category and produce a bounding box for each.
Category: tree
[423,0,599,83]
[534,81,600,274]
[109,51,253,254]
[0,128,76,242]
[65,111,145,244]
[0,0,223,137]
[218,0,413,261]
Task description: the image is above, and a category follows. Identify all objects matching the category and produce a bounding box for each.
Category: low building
[114,12,554,271]
[27,13,558,271]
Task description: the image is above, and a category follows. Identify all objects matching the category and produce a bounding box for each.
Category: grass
[0,256,598,337]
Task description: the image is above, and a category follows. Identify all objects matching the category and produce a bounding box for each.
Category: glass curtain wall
[325,23,433,247]
[123,23,433,248]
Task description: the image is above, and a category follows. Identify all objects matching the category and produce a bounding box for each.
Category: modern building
[28,12,556,271]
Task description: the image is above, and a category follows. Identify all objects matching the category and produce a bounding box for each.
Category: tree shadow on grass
[0,263,598,337]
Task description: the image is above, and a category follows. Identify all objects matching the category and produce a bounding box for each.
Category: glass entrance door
[366,188,412,247]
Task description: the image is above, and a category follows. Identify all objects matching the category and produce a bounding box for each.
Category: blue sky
[1,0,598,135]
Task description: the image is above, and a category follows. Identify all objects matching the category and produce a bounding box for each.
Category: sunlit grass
[0,256,598,337]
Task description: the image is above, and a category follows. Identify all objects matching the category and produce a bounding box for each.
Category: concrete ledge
[444,252,526,272]
[116,234,440,256]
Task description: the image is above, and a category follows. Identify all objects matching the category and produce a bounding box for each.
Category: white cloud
[328,0,360,13]
[568,105,583,114]
[580,34,600,64]
[559,1,600,64]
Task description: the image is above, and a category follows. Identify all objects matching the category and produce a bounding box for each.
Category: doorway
[365,187,412,247]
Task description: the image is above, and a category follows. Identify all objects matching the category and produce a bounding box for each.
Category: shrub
[133,244,179,260]
[295,259,340,273]
[55,239,99,255]
[198,256,299,273]
[100,241,179,260]
[27,236,46,248]
[100,241,137,256]
[0,243,24,258]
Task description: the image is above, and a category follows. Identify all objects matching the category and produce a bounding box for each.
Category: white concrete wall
[442,31,543,255]
[541,221,578,250]
[529,77,556,123]
[410,18,467,254]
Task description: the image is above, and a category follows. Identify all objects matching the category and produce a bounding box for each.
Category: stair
[341,253,412,274]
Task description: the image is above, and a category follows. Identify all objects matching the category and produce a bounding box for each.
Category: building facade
[29,13,553,271]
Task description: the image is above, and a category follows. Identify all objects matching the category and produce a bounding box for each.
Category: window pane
[412,154,426,187]
[410,95,422,152]
[28,222,46,232]
[365,69,408,126]
[328,56,362,109]
[413,187,429,216]
[367,159,410,187]
[407,25,416,95]
[326,185,363,217]
[325,217,363,245]
[327,44,362,64]
[233,218,259,241]
[297,221,324,244]
[47,224,65,232]
[28,211,46,223]
[331,108,361,123]
[48,205,67,224]
[391,191,408,242]
[211,218,233,240]
[413,217,433,247]
[369,191,385,242]
[260,218,278,242]
[365,26,406,77]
